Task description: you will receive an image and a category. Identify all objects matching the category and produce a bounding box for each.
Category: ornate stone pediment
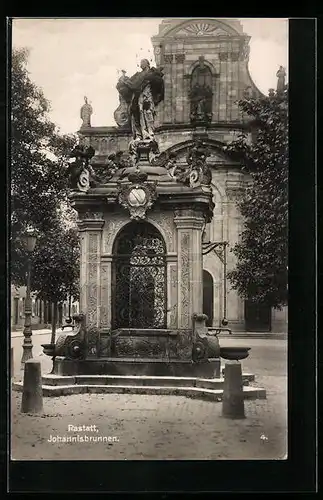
[176,24,230,37]
[161,139,232,166]
[162,19,241,38]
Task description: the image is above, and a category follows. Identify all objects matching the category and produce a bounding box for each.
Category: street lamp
[20,227,38,367]
[61,233,75,331]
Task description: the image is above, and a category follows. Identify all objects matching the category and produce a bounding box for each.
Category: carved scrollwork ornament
[77,168,90,192]
[169,141,212,188]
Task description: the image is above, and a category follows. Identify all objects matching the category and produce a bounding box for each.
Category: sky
[12,18,288,135]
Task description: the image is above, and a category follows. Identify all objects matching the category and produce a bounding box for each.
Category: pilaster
[77,213,105,327]
[100,256,112,328]
[174,208,205,328]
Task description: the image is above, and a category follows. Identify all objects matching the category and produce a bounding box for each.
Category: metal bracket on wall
[202,241,228,262]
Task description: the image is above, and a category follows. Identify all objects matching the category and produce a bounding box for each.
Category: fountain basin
[220,346,250,361]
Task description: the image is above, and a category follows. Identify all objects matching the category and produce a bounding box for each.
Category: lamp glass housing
[22,230,37,253]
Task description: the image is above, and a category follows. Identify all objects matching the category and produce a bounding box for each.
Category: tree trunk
[50,302,58,344]
[58,303,63,326]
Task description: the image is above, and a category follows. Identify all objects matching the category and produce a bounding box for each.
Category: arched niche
[111,221,167,330]
[189,60,214,124]
[203,269,214,327]
[105,215,173,255]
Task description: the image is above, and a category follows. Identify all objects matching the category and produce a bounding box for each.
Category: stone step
[12,381,266,401]
[40,373,255,388]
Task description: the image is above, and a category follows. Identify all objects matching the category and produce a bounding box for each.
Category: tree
[11,47,80,338]
[223,87,288,309]
[32,225,80,343]
[11,47,77,285]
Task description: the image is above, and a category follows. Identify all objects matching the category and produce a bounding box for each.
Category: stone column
[77,212,105,328]
[174,208,205,328]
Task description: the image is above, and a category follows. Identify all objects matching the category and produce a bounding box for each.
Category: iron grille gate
[112,222,167,329]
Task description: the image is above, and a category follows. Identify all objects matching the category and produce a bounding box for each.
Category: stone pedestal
[21,360,43,414]
[222,362,245,419]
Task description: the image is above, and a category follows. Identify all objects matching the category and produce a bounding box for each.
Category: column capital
[225,180,245,201]
[77,220,105,231]
[174,208,205,230]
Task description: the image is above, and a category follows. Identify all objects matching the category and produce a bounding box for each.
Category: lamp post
[61,234,75,331]
[21,227,38,367]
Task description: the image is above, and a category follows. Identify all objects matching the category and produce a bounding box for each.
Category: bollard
[11,347,14,378]
[222,362,245,419]
[21,360,43,414]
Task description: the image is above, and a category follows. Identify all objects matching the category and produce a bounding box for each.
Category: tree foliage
[11,47,79,304]
[32,226,80,303]
[223,88,288,309]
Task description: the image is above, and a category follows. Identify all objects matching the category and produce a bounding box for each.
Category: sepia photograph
[10,17,288,461]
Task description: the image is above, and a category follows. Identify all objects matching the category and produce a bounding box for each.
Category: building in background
[10,285,79,330]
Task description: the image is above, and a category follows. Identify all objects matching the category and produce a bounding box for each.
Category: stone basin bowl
[41,343,56,357]
[220,346,251,361]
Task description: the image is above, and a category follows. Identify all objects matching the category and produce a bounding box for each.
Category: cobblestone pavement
[11,376,287,461]
[11,335,287,460]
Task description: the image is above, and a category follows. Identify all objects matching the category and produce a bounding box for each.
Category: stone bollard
[11,347,14,378]
[21,360,43,414]
[222,362,245,419]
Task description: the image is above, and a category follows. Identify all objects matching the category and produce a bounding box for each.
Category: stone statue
[276,66,286,94]
[189,84,212,124]
[114,71,131,128]
[80,96,93,128]
[268,88,275,98]
[116,59,164,142]
[67,144,97,191]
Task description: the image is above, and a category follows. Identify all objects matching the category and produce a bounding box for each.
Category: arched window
[189,58,213,124]
[112,222,167,330]
[191,64,212,89]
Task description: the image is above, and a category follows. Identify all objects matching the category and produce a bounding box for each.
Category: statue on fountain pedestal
[80,96,93,128]
[116,59,164,142]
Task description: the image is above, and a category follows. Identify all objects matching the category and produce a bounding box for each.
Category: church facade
[78,18,287,333]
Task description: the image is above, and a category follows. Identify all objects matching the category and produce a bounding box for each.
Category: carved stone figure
[80,96,93,128]
[164,152,177,178]
[189,84,213,124]
[114,71,131,128]
[67,144,97,191]
[276,65,286,94]
[191,313,220,362]
[116,59,164,142]
[54,313,87,360]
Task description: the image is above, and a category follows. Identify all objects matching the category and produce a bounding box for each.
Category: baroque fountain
[37,58,263,400]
